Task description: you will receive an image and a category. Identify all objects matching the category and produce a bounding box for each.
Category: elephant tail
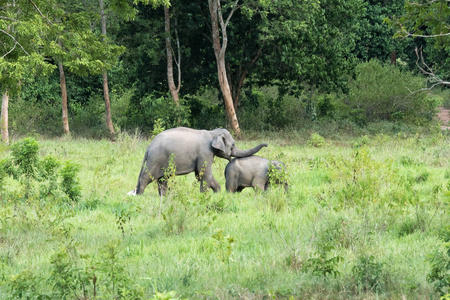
[135,150,148,195]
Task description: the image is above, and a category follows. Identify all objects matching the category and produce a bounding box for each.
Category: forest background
[0,1,450,299]
[1,0,449,139]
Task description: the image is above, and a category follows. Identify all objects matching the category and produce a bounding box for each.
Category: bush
[352,255,385,293]
[128,93,190,132]
[342,59,438,124]
[3,138,82,202]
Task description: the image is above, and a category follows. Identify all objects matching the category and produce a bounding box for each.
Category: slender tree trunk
[1,90,9,145]
[58,61,70,135]
[164,5,180,105]
[99,0,115,136]
[208,0,241,136]
[233,47,263,108]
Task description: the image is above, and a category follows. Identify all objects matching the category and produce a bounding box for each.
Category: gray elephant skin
[134,127,268,195]
[225,156,287,192]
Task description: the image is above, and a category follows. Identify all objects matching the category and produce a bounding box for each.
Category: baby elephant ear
[212,134,226,152]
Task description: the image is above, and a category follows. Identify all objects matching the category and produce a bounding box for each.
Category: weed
[6,269,40,299]
[211,228,235,264]
[10,138,40,198]
[427,226,450,296]
[307,133,326,147]
[352,255,385,293]
[152,118,166,139]
[113,200,141,237]
[268,160,289,191]
[301,223,344,277]
[353,135,369,149]
[60,161,82,202]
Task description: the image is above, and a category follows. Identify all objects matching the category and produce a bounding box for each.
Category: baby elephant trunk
[231,143,268,158]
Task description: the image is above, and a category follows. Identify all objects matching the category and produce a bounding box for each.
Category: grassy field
[0,128,449,299]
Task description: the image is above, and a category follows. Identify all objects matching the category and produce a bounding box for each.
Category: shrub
[352,255,385,293]
[3,138,82,202]
[427,226,450,296]
[60,161,82,202]
[343,59,438,124]
[128,94,190,131]
[10,138,40,198]
[307,133,326,147]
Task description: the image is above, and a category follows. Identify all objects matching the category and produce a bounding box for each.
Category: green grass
[0,128,449,299]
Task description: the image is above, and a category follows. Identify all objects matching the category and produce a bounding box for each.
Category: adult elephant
[133,127,268,195]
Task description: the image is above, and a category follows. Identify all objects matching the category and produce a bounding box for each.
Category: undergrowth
[0,131,447,299]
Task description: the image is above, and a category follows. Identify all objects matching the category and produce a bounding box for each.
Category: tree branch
[407,32,450,38]
[409,0,450,6]
[0,29,29,56]
[409,47,450,93]
[28,0,53,25]
[1,42,17,59]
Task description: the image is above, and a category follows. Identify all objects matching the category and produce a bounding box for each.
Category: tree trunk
[1,90,9,145]
[233,46,263,108]
[99,0,115,136]
[164,5,180,105]
[58,61,70,135]
[208,0,241,136]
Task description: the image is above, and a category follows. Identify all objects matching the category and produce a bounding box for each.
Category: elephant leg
[252,175,267,191]
[225,176,238,193]
[200,176,220,192]
[157,179,168,196]
[197,162,220,192]
[236,186,244,192]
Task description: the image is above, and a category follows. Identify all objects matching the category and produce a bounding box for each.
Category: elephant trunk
[231,143,268,158]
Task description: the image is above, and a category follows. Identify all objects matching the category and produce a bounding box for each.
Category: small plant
[10,137,40,198]
[427,226,450,297]
[211,228,235,264]
[113,200,140,237]
[60,160,82,202]
[0,158,7,193]
[152,118,166,139]
[302,237,343,277]
[353,135,369,149]
[352,255,385,293]
[307,133,326,147]
[268,161,289,191]
[98,239,142,299]
[6,269,41,299]
[161,155,204,235]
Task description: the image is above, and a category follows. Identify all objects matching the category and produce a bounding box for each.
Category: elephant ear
[212,134,226,152]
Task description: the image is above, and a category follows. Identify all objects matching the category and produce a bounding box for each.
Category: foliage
[302,247,343,278]
[0,1,56,95]
[343,59,436,124]
[268,161,289,191]
[60,161,82,202]
[386,0,450,86]
[128,94,190,132]
[427,226,450,296]
[307,133,327,148]
[352,255,385,293]
[211,228,236,264]
[3,138,81,202]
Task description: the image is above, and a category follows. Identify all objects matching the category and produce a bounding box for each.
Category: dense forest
[0,0,448,140]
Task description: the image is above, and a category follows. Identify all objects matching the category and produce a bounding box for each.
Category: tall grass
[0,129,448,299]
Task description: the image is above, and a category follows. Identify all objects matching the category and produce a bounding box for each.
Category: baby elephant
[225,156,288,192]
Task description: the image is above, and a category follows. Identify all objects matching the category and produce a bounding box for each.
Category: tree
[387,0,450,87]
[1,91,8,144]
[99,0,116,136]
[208,0,241,135]
[164,4,181,105]
[1,0,55,143]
